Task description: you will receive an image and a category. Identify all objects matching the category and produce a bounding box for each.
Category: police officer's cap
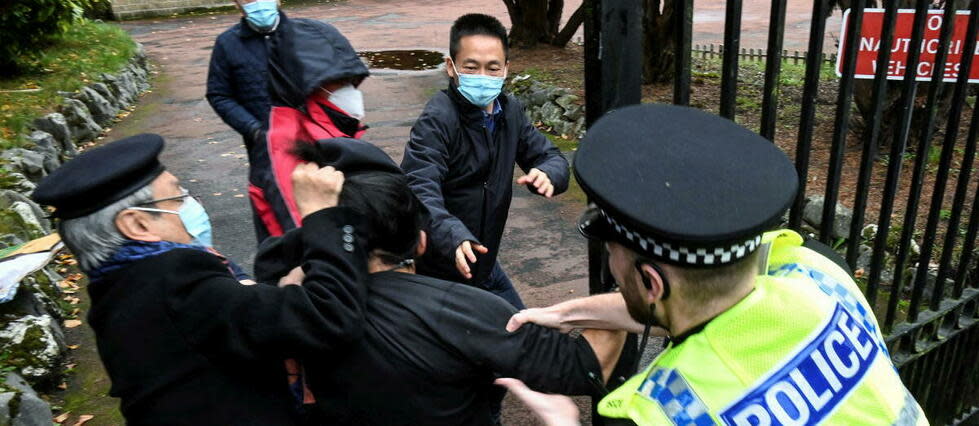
[33,133,165,220]
[575,104,798,268]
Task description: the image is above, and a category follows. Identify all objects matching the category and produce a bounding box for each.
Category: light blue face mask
[128,191,213,247]
[242,0,279,32]
[452,60,506,108]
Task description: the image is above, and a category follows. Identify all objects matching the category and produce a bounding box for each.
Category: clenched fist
[292,162,345,218]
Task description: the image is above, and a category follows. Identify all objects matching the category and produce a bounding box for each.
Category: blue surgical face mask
[242,0,279,32]
[451,60,506,108]
[128,191,213,247]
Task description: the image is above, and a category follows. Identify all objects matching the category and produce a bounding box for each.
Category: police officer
[500,104,928,425]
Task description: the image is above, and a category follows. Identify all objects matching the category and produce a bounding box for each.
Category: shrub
[0,0,97,76]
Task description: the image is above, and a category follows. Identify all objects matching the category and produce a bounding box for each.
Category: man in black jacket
[32,134,367,425]
[256,138,624,425]
[401,14,570,310]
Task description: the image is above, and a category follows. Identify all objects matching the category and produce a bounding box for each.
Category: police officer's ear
[416,230,428,257]
[635,260,671,303]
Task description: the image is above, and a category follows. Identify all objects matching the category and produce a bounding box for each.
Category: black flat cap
[33,133,165,220]
[574,104,798,268]
[292,137,402,175]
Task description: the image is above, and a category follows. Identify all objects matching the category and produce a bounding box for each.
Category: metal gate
[583,1,979,423]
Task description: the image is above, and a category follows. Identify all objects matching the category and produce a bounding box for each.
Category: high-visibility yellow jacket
[598,229,927,425]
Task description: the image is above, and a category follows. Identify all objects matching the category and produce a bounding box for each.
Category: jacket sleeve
[206,38,263,137]
[401,109,478,258]
[165,207,367,361]
[513,99,570,196]
[437,284,603,396]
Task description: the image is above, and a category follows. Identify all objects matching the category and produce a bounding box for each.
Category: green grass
[0,20,136,148]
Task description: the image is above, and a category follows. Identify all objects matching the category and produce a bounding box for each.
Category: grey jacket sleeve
[513,98,570,196]
[401,110,479,258]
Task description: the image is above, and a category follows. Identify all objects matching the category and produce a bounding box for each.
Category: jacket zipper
[479,124,491,242]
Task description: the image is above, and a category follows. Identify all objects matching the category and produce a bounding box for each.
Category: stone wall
[508,75,586,140]
[0,43,151,426]
[111,0,228,20]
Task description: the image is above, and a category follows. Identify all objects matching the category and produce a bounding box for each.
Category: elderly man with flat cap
[32,133,368,425]
[499,105,927,425]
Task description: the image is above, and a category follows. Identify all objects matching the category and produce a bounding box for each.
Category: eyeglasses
[134,188,198,206]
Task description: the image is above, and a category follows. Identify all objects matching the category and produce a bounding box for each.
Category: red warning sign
[837,8,979,82]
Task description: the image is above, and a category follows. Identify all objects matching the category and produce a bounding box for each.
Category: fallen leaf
[64,319,82,328]
[54,412,70,423]
[66,363,77,369]
[67,344,80,350]
[73,415,94,426]
[57,382,68,390]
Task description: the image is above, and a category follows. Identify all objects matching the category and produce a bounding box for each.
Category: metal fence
[584,0,979,424]
[691,44,839,64]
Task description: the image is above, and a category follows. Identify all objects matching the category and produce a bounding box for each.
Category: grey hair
[58,185,157,271]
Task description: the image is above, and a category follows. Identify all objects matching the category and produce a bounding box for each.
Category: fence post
[583,0,642,294]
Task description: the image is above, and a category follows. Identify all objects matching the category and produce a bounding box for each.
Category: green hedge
[0,0,111,76]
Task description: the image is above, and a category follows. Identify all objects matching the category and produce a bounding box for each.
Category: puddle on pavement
[358,49,443,71]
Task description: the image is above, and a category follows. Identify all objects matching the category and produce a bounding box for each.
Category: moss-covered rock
[0,314,66,390]
[0,373,53,426]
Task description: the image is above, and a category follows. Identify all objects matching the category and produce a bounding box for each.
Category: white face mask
[323,85,365,120]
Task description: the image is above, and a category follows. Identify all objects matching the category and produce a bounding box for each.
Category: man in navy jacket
[206,0,285,243]
[401,14,569,311]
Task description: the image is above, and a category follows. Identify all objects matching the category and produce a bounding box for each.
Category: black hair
[449,13,509,62]
[339,172,427,265]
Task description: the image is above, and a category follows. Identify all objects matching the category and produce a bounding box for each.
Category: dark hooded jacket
[401,83,570,285]
[254,17,369,238]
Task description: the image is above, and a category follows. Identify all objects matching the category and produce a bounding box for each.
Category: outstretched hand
[455,240,488,279]
[517,168,554,198]
[495,378,580,426]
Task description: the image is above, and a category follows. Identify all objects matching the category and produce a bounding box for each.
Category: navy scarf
[86,240,209,282]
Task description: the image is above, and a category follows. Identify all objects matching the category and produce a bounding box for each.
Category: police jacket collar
[446,80,509,125]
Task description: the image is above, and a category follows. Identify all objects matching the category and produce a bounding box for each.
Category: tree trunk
[506,0,557,48]
[642,0,676,83]
[504,0,586,48]
[552,3,585,47]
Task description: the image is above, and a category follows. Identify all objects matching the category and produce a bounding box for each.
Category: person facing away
[258,16,370,239]
[206,0,285,243]
[501,104,928,426]
[401,13,570,311]
[32,133,369,425]
[254,138,625,426]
